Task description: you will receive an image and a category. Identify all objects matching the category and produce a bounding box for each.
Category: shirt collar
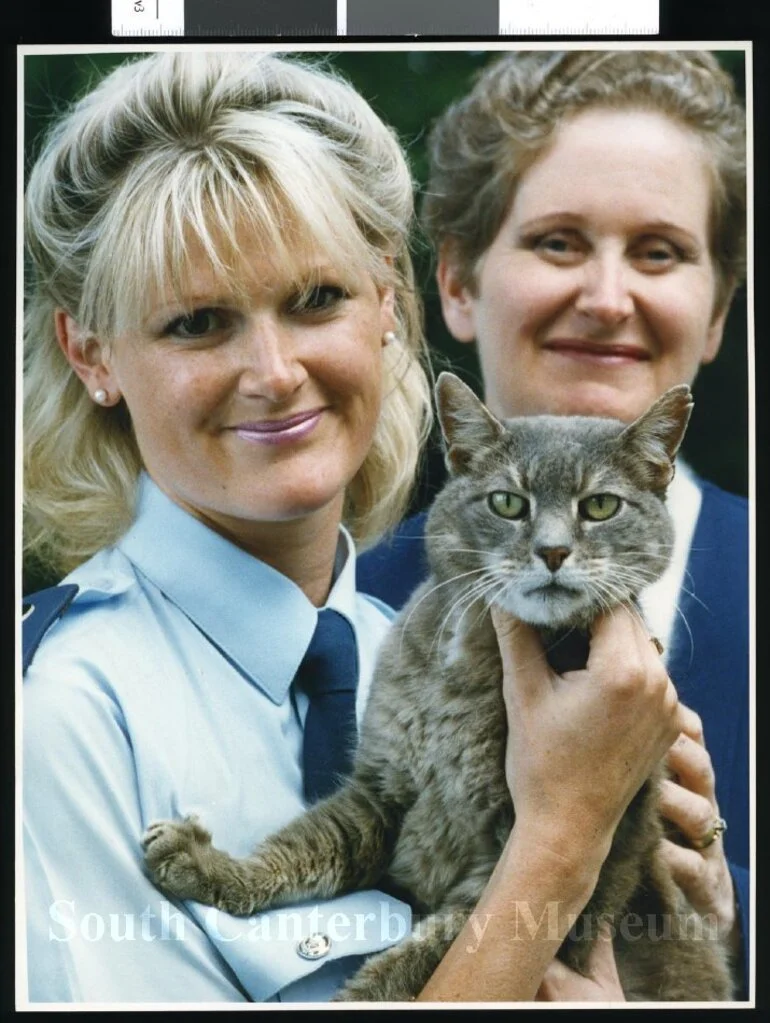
[638,458,702,649]
[117,475,360,706]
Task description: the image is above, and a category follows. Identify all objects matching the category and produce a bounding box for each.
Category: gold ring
[692,816,728,850]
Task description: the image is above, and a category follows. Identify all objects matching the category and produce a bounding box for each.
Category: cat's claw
[141,815,214,901]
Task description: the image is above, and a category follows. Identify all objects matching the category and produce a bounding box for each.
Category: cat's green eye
[579,494,622,521]
[488,491,529,520]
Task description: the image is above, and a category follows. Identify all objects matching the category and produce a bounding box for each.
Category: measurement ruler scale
[112,1,659,37]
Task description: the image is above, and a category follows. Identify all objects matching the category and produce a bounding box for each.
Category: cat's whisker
[584,565,660,591]
[599,578,654,598]
[678,567,714,613]
[432,589,486,658]
[585,557,660,576]
[396,567,494,663]
[611,556,675,566]
[582,579,637,621]
[579,577,635,604]
[426,571,499,651]
[582,565,643,583]
[452,567,513,618]
[591,584,651,638]
[672,603,696,669]
[432,579,491,650]
[431,569,512,656]
[442,548,511,559]
[612,544,679,552]
[443,584,503,649]
[597,581,642,609]
[468,571,517,616]
[399,568,489,627]
[463,572,541,646]
[675,583,710,614]
[581,585,617,621]
[422,528,495,547]
[611,560,672,574]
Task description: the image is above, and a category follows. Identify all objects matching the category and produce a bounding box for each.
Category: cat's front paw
[142,815,215,902]
[334,973,389,1002]
[332,947,422,1003]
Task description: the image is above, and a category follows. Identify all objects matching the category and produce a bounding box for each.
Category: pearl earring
[382,331,398,347]
[93,389,108,404]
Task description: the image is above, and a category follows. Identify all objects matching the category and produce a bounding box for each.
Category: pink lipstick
[232,409,324,446]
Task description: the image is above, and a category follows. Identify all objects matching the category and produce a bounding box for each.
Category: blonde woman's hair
[24,51,432,576]
[423,50,746,314]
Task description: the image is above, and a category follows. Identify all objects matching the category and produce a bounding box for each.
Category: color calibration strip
[112,1,660,37]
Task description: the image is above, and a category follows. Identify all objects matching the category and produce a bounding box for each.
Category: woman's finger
[658,836,708,892]
[658,837,736,938]
[665,733,717,801]
[658,777,721,850]
[585,606,657,682]
[675,704,705,747]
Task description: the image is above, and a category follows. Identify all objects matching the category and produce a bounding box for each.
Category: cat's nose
[536,546,571,573]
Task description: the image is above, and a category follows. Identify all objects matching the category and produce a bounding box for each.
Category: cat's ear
[616,385,694,490]
[435,372,505,475]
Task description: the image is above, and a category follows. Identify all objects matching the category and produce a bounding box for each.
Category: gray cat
[142,373,733,1001]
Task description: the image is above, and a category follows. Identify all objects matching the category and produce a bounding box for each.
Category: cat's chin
[493,588,593,630]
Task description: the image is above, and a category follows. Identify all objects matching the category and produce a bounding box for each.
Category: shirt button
[296,933,332,960]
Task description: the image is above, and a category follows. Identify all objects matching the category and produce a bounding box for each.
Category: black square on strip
[185,0,337,36]
[347,0,499,35]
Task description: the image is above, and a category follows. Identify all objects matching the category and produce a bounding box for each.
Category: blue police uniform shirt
[23,474,411,1004]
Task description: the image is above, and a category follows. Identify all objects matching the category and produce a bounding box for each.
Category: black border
[7,0,768,1013]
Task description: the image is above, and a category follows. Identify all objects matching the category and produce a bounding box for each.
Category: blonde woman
[23,51,685,1002]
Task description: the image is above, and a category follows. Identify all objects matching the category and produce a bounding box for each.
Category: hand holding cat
[491,603,685,863]
[657,709,738,952]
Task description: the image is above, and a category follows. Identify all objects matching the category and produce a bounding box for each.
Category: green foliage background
[22,49,749,587]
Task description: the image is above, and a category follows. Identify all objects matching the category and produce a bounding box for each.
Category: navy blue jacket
[358,478,750,995]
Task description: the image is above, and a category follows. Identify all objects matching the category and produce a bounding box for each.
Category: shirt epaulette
[22,584,79,673]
